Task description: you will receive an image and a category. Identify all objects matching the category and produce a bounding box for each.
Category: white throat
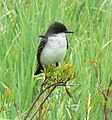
[54,33,66,37]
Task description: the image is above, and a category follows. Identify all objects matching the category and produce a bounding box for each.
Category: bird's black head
[45,22,73,36]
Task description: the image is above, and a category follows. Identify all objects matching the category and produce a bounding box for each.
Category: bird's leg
[43,65,48,73]
[56,62,59,67]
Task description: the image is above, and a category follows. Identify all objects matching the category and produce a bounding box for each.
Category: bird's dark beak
[65,30,74,33]
[38,35,47,38]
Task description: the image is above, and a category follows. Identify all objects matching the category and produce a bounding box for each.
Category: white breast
[40,35,67,65]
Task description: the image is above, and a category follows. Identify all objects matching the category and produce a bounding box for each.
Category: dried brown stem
[24,74,79,119]
[24,82,56,120]
[56,83,80,86]
[29,85,56,120]
[24,82,79,120]
[93,66,98,80]
[99,63,102,86]
[93,61,112,120]
[13,101,20,120]
[103,79,112,120]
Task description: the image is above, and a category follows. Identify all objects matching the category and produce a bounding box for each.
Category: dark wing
[34,37,48,75]
[66,38,68,49]
[37,37,48,64]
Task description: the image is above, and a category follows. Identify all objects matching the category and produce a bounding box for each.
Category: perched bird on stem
[34,22,74,75]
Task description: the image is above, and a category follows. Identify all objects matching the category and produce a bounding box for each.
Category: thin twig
[24,82,56,120]
[99,63,102,86]
[106,79,112,96]
[93,61,112,120]
[13,101,20,120]
[103,79,112,120]
[56,83,80,86]
[38,105,42,120]
[29,85,56,120]
[93,66,98,79]
[24,76,79,119]
[24,81,62,119]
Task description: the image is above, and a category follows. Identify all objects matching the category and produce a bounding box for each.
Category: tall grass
[0,0,112,119]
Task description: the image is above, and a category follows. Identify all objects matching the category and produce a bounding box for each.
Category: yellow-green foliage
[44,63,75,83]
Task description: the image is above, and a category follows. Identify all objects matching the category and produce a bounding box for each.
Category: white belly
[40,36,67,65]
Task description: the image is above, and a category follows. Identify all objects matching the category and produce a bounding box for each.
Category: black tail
[34,64,43,75]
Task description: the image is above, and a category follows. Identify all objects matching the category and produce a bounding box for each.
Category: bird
[34,22,74,75]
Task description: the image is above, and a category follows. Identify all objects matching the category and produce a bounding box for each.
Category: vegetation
[0,0,112,119]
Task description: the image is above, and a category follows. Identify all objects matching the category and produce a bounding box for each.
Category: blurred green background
[0,0,112,119]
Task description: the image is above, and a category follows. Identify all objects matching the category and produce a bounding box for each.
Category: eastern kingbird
[34,22,73,75]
